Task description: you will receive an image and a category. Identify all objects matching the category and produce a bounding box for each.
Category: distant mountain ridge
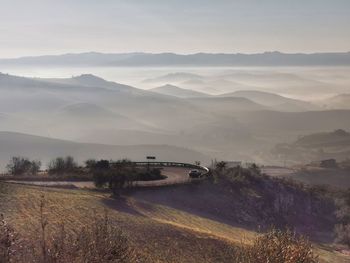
[1,51,350,66]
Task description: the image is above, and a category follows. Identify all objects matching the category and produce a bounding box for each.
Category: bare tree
[6,157,41,176]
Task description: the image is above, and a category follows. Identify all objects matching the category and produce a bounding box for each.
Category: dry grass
[130,200,256,245]
[0,182,349,262]
[0,183,237,262]
[1,208,135,263]
[235,229,319,263]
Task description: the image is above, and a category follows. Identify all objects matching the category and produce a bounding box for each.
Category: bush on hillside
[235,229,318,263]
[210,161,336,234]
[135,168,165,181]
[91,159,164,195]
[91,159,137,195]
[212,164,263,188]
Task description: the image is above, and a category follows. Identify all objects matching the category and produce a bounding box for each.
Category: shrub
[92,159,136,195]
[135,168,164,181]
[6,157,41,176]
[235,229,318,263]
[248,163,261,175]
[92,159,164,194]
[84,159,97,169]
[48,156,78,175]
[94,159,111,170]
[215,161,227,171]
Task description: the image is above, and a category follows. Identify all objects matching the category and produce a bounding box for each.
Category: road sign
[146,156,156,160]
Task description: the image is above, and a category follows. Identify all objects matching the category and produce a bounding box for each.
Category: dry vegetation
[235,229,318,263]
[0,206,135,263]
[0,183,238,262]
[0,173,349,262]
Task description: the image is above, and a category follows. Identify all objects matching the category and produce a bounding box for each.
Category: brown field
[0,182,349,263]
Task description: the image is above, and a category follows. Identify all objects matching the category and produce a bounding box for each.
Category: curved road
[6,166,203,189]
[134,167,193,187]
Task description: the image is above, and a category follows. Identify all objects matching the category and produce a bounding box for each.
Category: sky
[0,0,349,58]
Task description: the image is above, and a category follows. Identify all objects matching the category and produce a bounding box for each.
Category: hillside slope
[0,132,210,171]
[219,90,318,111]
[319,94,350,109]
[270,129,350,165]
[0,167,348,262]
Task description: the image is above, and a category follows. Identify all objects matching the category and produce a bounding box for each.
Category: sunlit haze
[0,0,350,58]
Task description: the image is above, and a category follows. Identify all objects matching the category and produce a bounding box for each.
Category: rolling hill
[270,129,350,165]
[295,129,350,148]
[0,166,348,262]
[150,84,210,98]
[143,72,204,84]
[220,90,305,106]
[1,72,350,164]
[0,132,211,171]
[46,74,144,94]
[232,110,350,133]
[219,90,319,112]
[318,94,350,109]
[186,97,267,114]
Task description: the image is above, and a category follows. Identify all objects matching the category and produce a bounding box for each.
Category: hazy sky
[0,0,349,58]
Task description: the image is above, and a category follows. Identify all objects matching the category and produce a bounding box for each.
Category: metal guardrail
[132,161,209,173]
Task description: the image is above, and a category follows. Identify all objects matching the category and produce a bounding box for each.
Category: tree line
[5,156,79,176]
[5,156,164,196]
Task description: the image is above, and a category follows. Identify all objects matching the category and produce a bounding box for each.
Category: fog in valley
[1,60,350,170]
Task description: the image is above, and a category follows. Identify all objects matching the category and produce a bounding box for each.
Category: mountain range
[1,51,350,66]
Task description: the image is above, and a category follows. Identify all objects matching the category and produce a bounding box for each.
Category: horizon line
[1,50,350,60]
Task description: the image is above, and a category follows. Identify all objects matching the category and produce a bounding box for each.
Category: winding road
[5,165,208,189]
